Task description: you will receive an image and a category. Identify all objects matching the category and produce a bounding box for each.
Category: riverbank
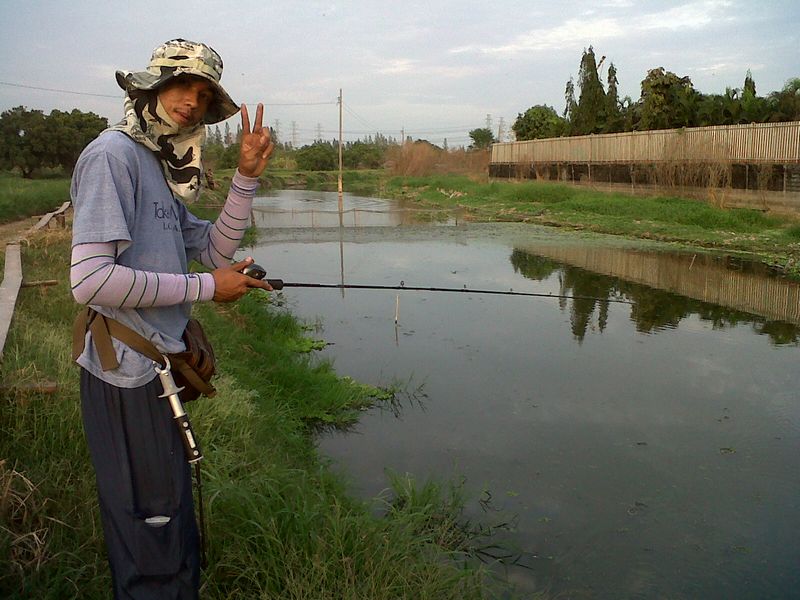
[202,167,800,277]
[377,173,800,277]
[0,224,497,598]
[4,167,795,595]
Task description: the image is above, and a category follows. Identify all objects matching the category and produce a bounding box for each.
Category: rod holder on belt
[154,356,203,464]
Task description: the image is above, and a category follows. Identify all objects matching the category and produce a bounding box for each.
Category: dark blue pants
[80,368,200,600]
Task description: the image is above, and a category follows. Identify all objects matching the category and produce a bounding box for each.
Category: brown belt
[72,307,215,399]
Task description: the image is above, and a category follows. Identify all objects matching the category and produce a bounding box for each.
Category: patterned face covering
[108,89,206,203]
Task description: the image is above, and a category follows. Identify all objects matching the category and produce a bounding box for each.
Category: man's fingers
[241,104,251,135]
[247,278,273,292]
[230,257,254,272]
[254,103,264,131]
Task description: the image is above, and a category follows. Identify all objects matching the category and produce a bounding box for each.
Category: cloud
[692,62,737,73]
[692,61,764,75]
[451,18,624,55]
[377,58,415,75]
[451,1,735,56]
[637,0,734,31]
[374,57,480,79]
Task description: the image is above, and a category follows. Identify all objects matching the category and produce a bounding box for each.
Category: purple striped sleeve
[71,242,216,307]
[199,170,258,268]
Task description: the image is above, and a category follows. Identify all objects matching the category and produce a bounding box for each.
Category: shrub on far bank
[386,143,489,177]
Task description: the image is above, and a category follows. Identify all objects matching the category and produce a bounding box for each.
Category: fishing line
[267,280,632,304]
[244,264,631,304]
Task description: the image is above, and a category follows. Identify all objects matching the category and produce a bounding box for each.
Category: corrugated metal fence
[491,121,800,165]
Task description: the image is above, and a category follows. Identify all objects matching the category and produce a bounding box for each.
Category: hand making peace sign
[237,103,275,178]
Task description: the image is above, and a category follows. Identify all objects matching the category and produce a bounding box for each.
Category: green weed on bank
[0,228,496,599]
[0,172,71,224]
[379,174,800,269]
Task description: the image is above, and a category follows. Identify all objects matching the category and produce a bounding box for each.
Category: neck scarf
[108,90,206,203]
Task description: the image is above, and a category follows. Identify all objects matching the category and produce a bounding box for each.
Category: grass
[0,227,504,599]
[0,172,71,224]
[199,166,800,274]
[205,168,382,198]
[369,173,800,275]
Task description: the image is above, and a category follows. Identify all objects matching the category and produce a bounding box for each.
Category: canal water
[246,189,800,599]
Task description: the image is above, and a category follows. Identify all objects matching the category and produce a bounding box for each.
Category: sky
[1,0,797,147]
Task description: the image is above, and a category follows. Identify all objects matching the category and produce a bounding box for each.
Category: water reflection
[510,248,800,344]
[248,190,800,599]
[252,189,457,228]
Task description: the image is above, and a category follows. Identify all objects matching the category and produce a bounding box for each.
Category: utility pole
[273,119,280,145]
[337,88,343,213]
[291,121,298,148]
[316,123,322,142]
[401,127,405,145]
[485,113,492,132]
[497,117,505,142]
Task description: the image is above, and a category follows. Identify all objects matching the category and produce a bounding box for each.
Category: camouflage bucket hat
[115,38,239,124]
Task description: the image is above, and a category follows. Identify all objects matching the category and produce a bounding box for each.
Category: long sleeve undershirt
[71,170,258,308]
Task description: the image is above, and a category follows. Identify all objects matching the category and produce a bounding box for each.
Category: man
[70,39,272,598]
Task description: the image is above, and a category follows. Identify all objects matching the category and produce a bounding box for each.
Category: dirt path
[0,218,39,249]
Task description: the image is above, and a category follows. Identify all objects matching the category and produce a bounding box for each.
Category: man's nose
[183,90,199,107]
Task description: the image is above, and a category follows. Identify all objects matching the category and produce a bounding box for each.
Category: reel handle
[242,263,284,290]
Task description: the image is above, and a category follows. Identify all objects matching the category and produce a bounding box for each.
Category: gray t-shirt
[71,131,212,388]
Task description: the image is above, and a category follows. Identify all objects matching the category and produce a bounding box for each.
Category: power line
[0,80,338,107]
[0,79,481,145]
[0,80,120,98]
[244,100,337,106]
[343,103,374,130]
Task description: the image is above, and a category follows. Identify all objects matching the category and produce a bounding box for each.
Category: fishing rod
[243,264,633,304]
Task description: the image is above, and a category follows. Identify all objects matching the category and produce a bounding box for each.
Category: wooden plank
[28,201,71,235]
[0,243,23,361]
[21,279,59,288]
[0,381,58,395]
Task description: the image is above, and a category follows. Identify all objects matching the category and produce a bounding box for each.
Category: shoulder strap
[72,307,166,371]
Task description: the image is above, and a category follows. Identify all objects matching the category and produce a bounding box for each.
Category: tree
[45,109,107,172]
[0,106,108,178]
[0,106,50,177]
[295,141,337,170]
[743,70,756,97]
[220,143,240,168]
[571,46,606,135]
[343,141,383,169]
[619,96,639,131]
[768,78,800,122]
[696,87,742,126]
[563,77,577,124]
[738,70,771,123]
[512,105,566,140]
[468,127,495,150]
[604,63,624,133]
[206,125,222,146]
[638,67,698,130]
